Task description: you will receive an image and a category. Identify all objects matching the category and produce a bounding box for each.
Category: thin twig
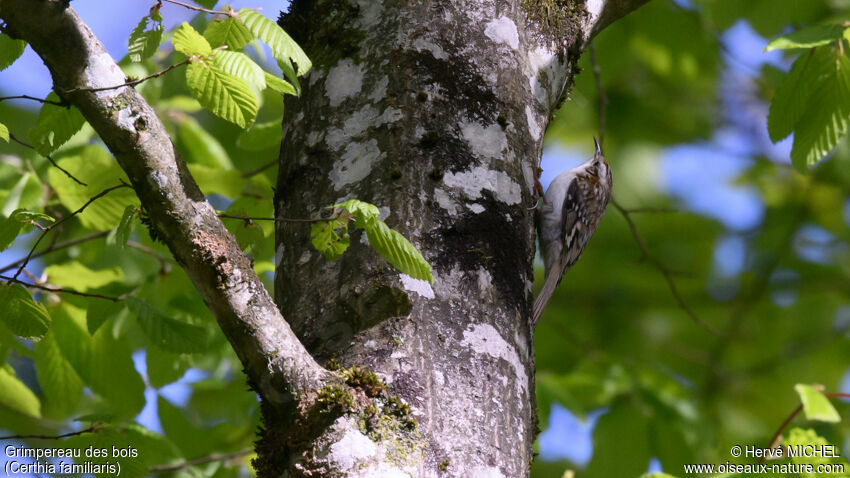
[10,183,130,282]
[0,231,108,274]
[127,240,172,265]
[0,95,65,106]
[218,213,325,224]
[587,46,718,335]
[0,425,97,441]
[60,59,190,95]
[760,392,850,463]
[241,159,277,178]
[148,449,253,472]
[159,0,231,15]
[8,132,87,186]
[612,199,722,336]
[1,274,122,301]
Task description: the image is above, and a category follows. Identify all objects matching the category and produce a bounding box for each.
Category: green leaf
[192,0,217,8]
[311,218,350,260]
[238,8,311,75]
[0,122,8,142]
[0,34,26,71]
[2,172,42,217]
[264,72,297,96]
[585,402,651,478]
[0,366,40,418]
[127,13,164,62]
[107,205,137,247]
[126,297,208,353]
[176,115,234,169]
[364,218,434,282]
[173,22,211,57]
[795,384,841,423]
[44,262,124,292]
[86,299,124,335]
[147,347,192,388]
[278,57,301,95]
[47,146,139,230]
[186,61,258,128]
[765,24,847,51]
[88,322,146,417]
[204,16,253,49]
[11,210,55,225]
[334,199,380,228]
[0,284,51,339]
[28,93,86,156]
[212,49,266,89]
[0,211,24,251]
[789,51,850,170]
[768,49,823,142]
[33,331,83,417]
[187,163,246,197]
[237,120,282,151]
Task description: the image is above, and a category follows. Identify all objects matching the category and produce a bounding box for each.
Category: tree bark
[273,0,648,476]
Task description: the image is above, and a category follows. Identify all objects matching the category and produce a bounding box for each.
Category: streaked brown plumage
[533,138,613,325]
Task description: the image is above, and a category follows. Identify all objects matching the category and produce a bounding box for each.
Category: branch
[0,274,122,301]
[159,0,232,16]
[0,231,107,274]
[9,132,87,186]
[760,392,850,463]
[0,94,65,106]
[586,37,716,335]
[0,0,328,404]
[612,199,722,336]
[0,425,97,441]
[10,183,129,282]
[59,59,190,95]
[148,449,252,473]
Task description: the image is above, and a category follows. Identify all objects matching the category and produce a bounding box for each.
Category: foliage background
[1,0,850,476]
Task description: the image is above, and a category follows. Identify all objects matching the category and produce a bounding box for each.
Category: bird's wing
[557,178,588,283]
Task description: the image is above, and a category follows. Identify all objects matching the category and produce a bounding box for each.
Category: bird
[533,137,613,325]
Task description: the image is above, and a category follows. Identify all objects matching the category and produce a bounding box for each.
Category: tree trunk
[270,0,647,476]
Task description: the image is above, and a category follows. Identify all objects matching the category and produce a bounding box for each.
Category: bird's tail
[532,271,560,326]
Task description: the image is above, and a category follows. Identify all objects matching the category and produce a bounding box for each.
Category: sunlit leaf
[765,24,846,51]
[0,366,41,418]
[44,262,124,292]
[176,115,234,169]
[204,16,253,49]
[173,22,211,57]
[0,284,50,339]
[238,8,311,75]
[107,205,137,248]
[0,122,8,142]
[795,384,840,423]
[789,51,850,170]
[264,72,297,96]
[47,146,139,230]
[212,49,266,90]
[364,218,434,283]
[188,163,246,197]
[28,93,86,156]
[127,11,164,62]
[311,217,350,260]
[186,61,258,128]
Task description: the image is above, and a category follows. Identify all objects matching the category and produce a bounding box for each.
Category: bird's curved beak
[593,136,602,158]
